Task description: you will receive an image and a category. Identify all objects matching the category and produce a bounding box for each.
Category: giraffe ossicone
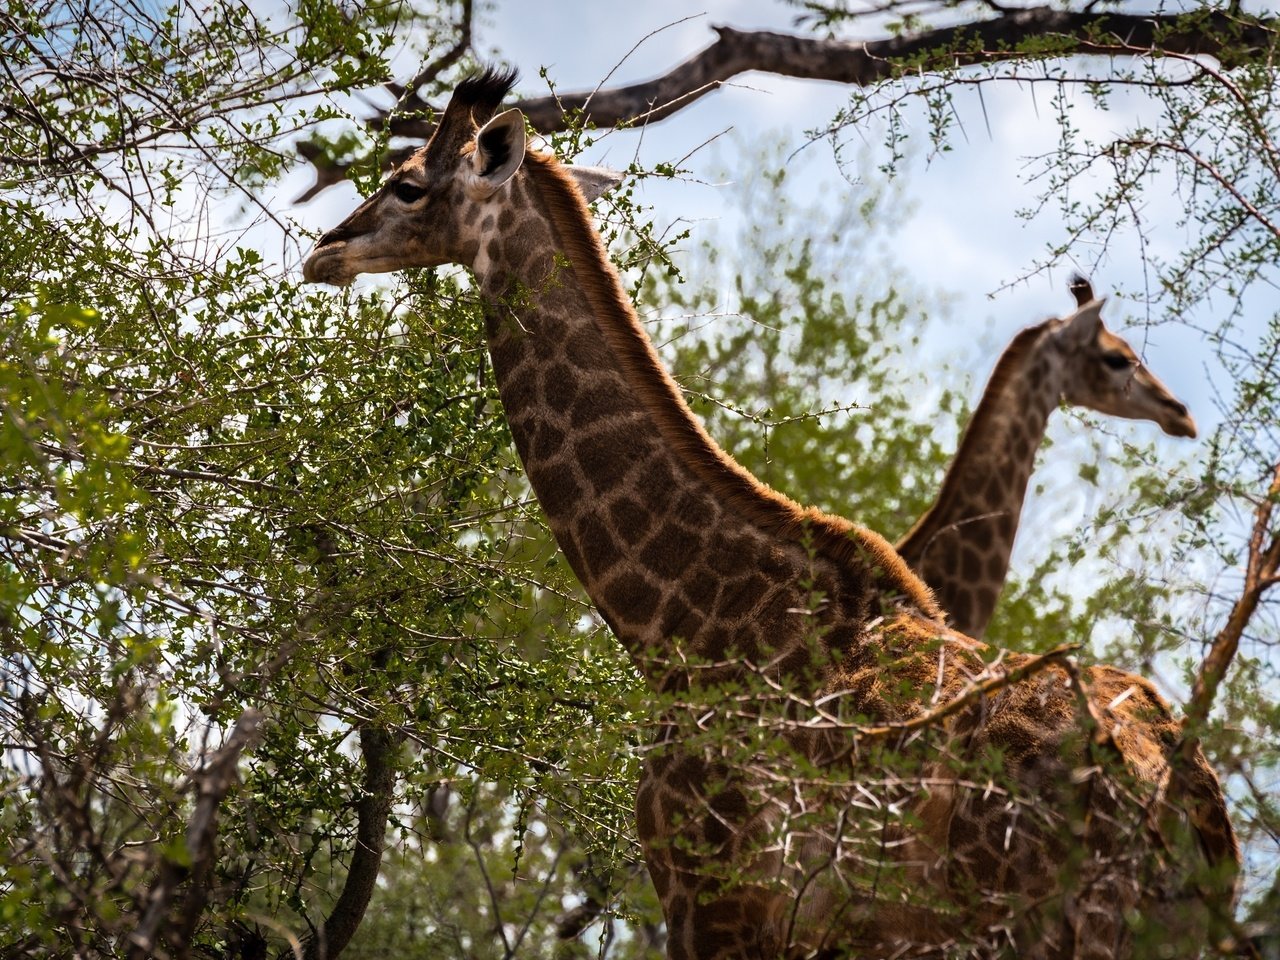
[305,68,1238,959]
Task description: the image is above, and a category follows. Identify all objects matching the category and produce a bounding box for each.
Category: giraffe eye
[393,182,427,204]
[1103,353,1133,371]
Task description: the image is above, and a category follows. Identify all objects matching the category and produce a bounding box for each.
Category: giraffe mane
[522,150,940,619]
[895,318,1056,565]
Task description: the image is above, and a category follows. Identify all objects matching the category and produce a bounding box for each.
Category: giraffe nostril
[1165,398,1189,418]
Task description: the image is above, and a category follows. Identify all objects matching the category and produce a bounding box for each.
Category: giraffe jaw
[303,245,433,287]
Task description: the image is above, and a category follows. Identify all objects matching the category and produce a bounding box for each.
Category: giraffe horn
[443,65,519,129]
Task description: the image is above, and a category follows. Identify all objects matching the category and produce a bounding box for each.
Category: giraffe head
[303,67,620,286]
[1052,275,1197,438]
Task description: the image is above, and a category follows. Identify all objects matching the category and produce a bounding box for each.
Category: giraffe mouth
[302,245,356,286]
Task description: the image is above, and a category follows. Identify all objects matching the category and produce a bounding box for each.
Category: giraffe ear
[467,108,526,200]
[1061,297,1106,346]
[566,165,623,203]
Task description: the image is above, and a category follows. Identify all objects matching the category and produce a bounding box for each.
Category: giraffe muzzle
[302,244,355,286]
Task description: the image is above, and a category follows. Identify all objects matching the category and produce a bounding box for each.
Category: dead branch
[296,7,1278,200]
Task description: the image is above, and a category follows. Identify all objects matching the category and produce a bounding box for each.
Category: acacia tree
[2,0,1279,957]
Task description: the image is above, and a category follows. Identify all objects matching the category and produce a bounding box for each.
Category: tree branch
[299,726,401,960]
[296,6,1278,200]
[129,708,265,960]
[386,0,473,112]
[1183,462,1280,743]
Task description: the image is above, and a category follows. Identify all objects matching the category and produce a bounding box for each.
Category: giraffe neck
[470,152,935,681]
[896,324,1062,638]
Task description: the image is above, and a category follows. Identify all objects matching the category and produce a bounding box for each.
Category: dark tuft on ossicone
[1068,272,1094,306]
[451,65,519,122]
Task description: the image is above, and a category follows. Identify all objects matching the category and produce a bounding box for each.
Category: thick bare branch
[299,726,401,960]
[297,7,1278,199]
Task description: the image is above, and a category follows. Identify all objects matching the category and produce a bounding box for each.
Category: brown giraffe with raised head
[898,276,1197,638]
[304,69,1238,959]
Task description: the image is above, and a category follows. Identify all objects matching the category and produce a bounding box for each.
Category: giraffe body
[304,70,1238,958]
[898,286,1197,638]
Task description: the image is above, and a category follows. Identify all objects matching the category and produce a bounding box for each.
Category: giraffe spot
[537,312,567,340]
[609,495,650,546]
[696,897,742,926]
[566,335,614,372]
[574,509,622,578]
[983,473,1006,505]
[636,782,658,832]
[542,364,578,412]
[976,584,1000,619]
[499,371,538,415]
[659,594,702,639]
[485,238,501,262]
[570,383,632,427]
[671,485,715,528]
[668,756,706,793]
[578,424,649,492]
[682,567,719,611]
[601,570,661,623]
[984,553,1006,585]
[758,545,792,578]
[997,510,1017,538]
[702,811,732,848]
[692,916,740,957]
[497,207,515,231]
[947,592,974,632]
[961,546,982,583]
[556,535,586,582]
[462,205,480,227]
[699,624,735,662]
[706,536,752,580]
[646,857,671,897]
[640,528,700,580]
[771,643,814,680]
[638,458,678,512]
[708,782,747,820]
[667,900,691,945]
[480,213,496,232]
[530,421,566,461]
[525,462,582,519]
[970,520,995,551]
[825,622,859,654]
[716,574,768,621]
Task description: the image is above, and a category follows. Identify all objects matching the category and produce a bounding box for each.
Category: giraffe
[303,69,1238,959]
[897,276,1198,638]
